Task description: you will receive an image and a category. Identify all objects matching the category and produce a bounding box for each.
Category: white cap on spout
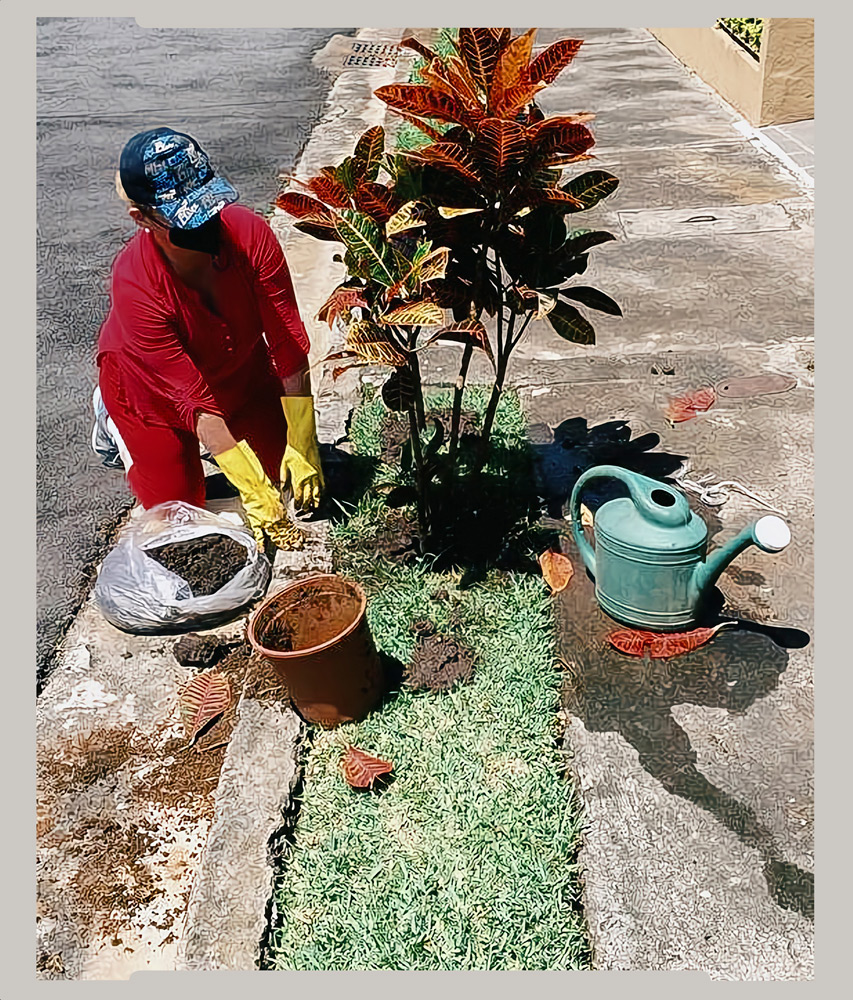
[754,515,791,552]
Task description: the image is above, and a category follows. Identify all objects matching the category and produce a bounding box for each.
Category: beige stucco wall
[649,20,813,127]
[760,19,814,126]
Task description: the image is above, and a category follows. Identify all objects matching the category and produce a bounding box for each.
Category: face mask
[168,214,222,256]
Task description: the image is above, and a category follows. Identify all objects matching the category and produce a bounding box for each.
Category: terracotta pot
[247,574,384,727]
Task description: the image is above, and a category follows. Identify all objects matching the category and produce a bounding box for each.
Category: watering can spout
[690,515,791,606]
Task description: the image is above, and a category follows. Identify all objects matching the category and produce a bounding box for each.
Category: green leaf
[342,248,369,280]
[337,156,357,195]
[354,126,385,183]
[562,230,616,255]
[560,171,619,211]
[294,220,343,243]
[547,300,596,345]
[389,155,423,203]
[560,286,622,316]
[336,211,396,287]
[519,207,568,253]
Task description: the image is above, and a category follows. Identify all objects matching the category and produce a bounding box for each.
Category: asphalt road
[37,18,351,690]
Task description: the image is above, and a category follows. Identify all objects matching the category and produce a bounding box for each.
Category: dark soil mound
[146,534,247,597]
[379,408,479,466]
[173,633,231,669]
[405,632,476,692]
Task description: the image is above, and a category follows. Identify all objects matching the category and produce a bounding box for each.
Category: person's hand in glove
[280,394,324,512]
[214,439,304,551]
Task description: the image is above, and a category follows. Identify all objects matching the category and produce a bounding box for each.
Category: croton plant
[277,27,622,546]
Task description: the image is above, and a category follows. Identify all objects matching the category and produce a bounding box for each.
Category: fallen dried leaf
[608,622,735,659]
[539,549,574,593]
[580,503,594,529]
[665,387,716,423]
[180,672,231,746]
[342,746,394,789]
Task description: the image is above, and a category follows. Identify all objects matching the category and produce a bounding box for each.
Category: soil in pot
[257,583,361,654]
[146,534,248,597]
[405,632,476,692]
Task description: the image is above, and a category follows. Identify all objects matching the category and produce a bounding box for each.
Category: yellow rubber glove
[280,395,325,511]
[214,440,304,551]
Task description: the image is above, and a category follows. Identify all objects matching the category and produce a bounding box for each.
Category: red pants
[99,359,288,510]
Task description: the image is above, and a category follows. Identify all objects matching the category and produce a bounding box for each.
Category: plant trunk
[407,326,427,432]
[407,404,429,541]
[481,355,507,455]
[449,343,474,460]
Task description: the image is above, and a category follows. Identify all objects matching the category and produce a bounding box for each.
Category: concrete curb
[174,27,408,972]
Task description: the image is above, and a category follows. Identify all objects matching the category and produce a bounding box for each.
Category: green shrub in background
[718,18,764,56]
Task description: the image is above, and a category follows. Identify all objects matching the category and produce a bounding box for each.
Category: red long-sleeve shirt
[97,203,310,432]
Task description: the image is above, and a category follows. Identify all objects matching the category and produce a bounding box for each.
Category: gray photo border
[10,0,838,996]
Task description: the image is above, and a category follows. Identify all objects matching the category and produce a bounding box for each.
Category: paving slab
[524,358,813,979]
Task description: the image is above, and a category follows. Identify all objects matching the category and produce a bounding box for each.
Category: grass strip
[266,387,591,970]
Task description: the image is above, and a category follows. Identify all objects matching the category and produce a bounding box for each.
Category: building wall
[649,20,813,127]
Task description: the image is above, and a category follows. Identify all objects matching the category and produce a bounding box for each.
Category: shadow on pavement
[533,416,813,921]
[530,416,687,519]
[559,539,814,921]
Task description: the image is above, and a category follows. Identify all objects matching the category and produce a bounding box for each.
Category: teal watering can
[569,465,791,631]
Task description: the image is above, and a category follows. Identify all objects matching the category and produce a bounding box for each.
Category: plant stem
[407,403,429,540]
[482,345,509,453]
[449,343,474,461]
[450,243,490,458]
[406,325,427,432]
[482,308,535,452]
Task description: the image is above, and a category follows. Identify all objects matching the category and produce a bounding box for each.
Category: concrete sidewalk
[519,28,813,979]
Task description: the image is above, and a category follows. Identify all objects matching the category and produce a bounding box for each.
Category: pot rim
[247,573,367,660]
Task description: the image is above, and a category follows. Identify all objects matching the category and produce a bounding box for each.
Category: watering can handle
[569,465,691,574]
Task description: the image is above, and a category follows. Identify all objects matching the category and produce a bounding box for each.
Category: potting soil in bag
[94,501,272,634]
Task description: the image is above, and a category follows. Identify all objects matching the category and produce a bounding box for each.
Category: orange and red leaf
[275,192,334,221]
[353,181,399,224]
[342,745,394,788]
[665,387,716,424]
[539,549,574,594]
[404,142,483,186]
[309,173,351,209]
[424,320,495,367]
[374,84,483,129]
[316,287,368,328]
[458,28,502,93]
[475,118,528,188]
[528,38,583,84]
[608,623,734,659]
[489,28,537,113]
[529,116,596,157]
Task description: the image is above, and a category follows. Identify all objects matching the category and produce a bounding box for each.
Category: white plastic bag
[94,501,272,634]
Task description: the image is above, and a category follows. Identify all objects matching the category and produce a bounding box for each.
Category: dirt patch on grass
[405,632,476,692]
[146,534,248,596]
[379,408,479,466]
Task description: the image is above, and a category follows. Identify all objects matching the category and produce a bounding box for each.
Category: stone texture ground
[37,25,813,980]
